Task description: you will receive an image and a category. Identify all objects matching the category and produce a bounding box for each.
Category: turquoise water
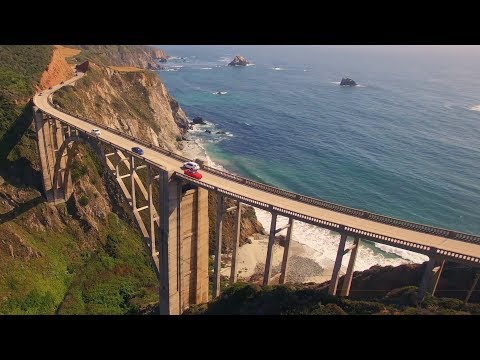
[157,46,480,237]
[156,45,480,245]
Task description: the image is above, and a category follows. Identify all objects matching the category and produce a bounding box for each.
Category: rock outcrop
[53,63,189,152]
[40,46,77,90]
[192,116,207,125]
[340,77,357,86]
[228,55,249,66]
[208,194,266,253]
[74,45,166,70]
[149,48,168,62]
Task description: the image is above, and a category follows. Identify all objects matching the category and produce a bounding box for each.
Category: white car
[182,161,200,171]
[91,129,101,137]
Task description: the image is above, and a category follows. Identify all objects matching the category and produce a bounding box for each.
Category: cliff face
[73,45,167,70]
[39,46,79,90]
[53,64,189,151]
[208,194,265,253]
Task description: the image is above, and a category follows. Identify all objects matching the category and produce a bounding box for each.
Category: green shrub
[78,195,89,206]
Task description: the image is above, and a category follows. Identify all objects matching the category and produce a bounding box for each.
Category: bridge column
[230,201,242,285]
[429,259,445,297]
[147,165,157,265]
[158,171,209,314]
[130,155,136,210]
[33,108,54,202]
[52,119,67,202]
[263,212,278,285]
[465,271,480,304]
[213,193,224,298]
[328,230,348,295]
[417,254,444,301]
[279,218,295,284]
[340,236,360,297]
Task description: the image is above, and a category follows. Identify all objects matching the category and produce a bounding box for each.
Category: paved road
[33,74,480,264]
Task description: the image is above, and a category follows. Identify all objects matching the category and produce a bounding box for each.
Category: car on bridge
[91,129,101,137]
[132,146,144,155]
[184,169,202,179]
[182,161,200,171]
[181,161,202,179]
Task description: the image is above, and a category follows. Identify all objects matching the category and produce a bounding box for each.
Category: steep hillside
[39,45,79,89]
[0,46,159,314]
[53,64,189,151]
[187,281,480,315]
[71,45,167,70]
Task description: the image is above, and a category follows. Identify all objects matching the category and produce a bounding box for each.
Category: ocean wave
[272,67,285,71]
[218,57,230,62]
[470,104,480,111]
[212,91,228,95]
[254,208,426,273]
[243,122,252,126]
[183,127,424,276]
[201,67,213,70]
[331,81,341,85]
[246,63,255,66]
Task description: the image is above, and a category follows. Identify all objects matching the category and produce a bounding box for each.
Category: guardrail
[41,82,480,246]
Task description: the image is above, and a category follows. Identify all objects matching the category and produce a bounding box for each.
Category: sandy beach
[181,140,339,285]
[221,234,337,284]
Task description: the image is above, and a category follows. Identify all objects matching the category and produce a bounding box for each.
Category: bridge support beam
[230,201,242,285]
[159,171,209,315]
[263,212,278,285]
[417,255,444,301]
[279,218,294,284]
[328,231,348,296]
[340,236,360,297]
[33,108,54,201]
[465,271,480,304]
[429,259,445,297]
[213,193,224,298]
[130,155,136,210]
[147,165,158,267]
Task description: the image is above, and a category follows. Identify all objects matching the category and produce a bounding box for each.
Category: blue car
[132,146,144,155]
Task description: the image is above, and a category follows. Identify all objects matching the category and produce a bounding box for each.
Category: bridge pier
[328,230,348,296]
[279,218,295,284]
[230,201,242,285]
[340,236,360,297]
[417,254,445,301]
[263,212,278,285]
[465,271,480,304]
[159,171,209,314]
[213,193,224,298]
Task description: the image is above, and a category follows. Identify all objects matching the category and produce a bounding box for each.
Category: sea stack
[340,78,357,86]
[228,55,249,66]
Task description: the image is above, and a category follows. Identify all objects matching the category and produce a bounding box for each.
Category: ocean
[154,45,480,272]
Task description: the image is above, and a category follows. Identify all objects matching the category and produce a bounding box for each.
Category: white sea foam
[246,63,255,66]
[253,208,428,274]
[201,67,213,70]
[212,91,228,95]
[470,104,480,111]
[272,67,285,71]
[331,81,341,85]
[181,123,427,278]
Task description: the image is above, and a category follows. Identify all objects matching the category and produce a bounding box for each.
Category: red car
[184,169,202,179]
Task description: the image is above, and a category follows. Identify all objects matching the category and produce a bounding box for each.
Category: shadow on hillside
[0,195,43,225]
[0,103,42,189]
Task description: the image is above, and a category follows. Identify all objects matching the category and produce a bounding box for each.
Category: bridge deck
[33,74,480,265]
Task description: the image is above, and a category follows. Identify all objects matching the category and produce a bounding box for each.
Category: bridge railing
[44,91,480,246]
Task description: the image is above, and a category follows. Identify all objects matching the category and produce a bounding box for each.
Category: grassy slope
[0,46,158,314]
[0,46,53,179]
[186,282,480,315]
[0,144,158,314]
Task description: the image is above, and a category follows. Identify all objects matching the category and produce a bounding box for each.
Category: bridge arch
[52,135,105,202]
